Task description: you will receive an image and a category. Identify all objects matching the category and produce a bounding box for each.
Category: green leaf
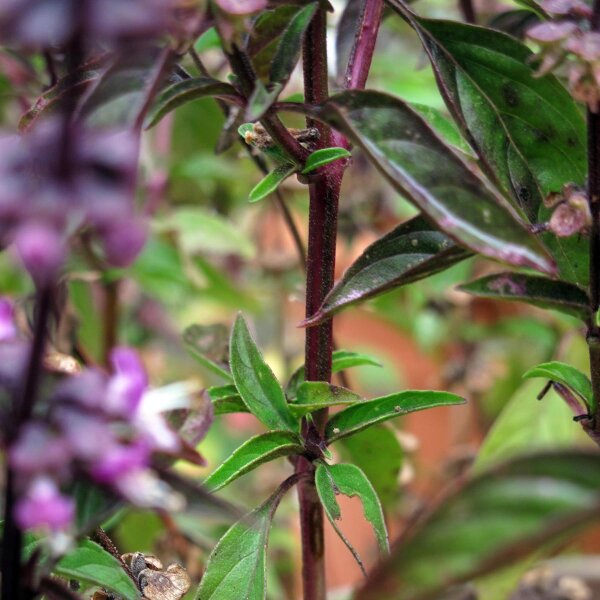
[458,272,591,321]
[55,540,140,600]
[301,147,351,174]
[70,481,122,534]
[338,425,403,511]
[289,382,362,417]
[230,314,297,431]
[315,462,389,572]
[317,90,555,275]
[390,5,588,284]
[208,384,248,415]
[305,216,471,325]
[146,76,240,129]
[326,391,465,443]
[183,324,233,384]
[249,164,297,203]
[246,80,283,121]
[204,431,304,491]
[286,349,382,398]
[523,361,593,409]
[196,484,288,600]
[356,450,600,600]
[270,2,318,85]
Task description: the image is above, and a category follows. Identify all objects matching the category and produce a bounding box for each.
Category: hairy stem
[589,0,600,433]
[2,286,53,600]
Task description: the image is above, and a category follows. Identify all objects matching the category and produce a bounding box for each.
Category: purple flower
[90,440,150,483]
[56,408,115,462]
[10,423,71,475]
[52,369,108,411]
[0,297,16,341]
[100,217,147,267]
[105,347,148,417]
[15,476,74,531]
[13,222,65,286]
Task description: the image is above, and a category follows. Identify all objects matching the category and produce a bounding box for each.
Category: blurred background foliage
[1,0,597,597]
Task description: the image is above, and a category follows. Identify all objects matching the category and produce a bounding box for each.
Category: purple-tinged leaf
[304,216,471,326]
[317,90,555,274]
[146,76,242,129]
[335,0,366,85]
[357,450,600,600]
[458,272,591,321]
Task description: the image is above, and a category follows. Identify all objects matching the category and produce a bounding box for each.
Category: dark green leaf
[305,216,471,325]
[286,349,382,398]
[326,391,465,443]
[317,90,555,275]
[523,361,593,408]
[183,324,233,384]
[249,164,296,203]
[78,47,166,128]
[246,80,283,121]
[338,425,403,511]
[316,462,388,554]
[246,5,301,82]
[290,382,362,417]
[146,76,241,129]
[195,482,289,599]
[70,481,122,534]
[204,431,304,491]
[55,540,139,600]
[301,147,351,174]
[19,56,105,132]
[458,272,591,321]
[230,314,297,431]
[356,451,600,600]
[270,2,318,85]
[335,0,366,83]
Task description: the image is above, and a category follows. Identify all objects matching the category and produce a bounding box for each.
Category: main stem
[589,0,600,432]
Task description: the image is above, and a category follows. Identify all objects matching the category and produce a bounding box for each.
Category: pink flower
[15,477,74,531]
[105,347,148,417]
[0,297,16,341]
[90,440,150,483]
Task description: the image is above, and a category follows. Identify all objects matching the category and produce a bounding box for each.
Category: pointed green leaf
[55,540,140,600]
[523,361,593,408]
[390,4,588,284]
[458,272,591,321]
[316,463,389,567]
[289,382,362,417]
[301,147,351,174]
[196,485,287,600]
[286,350,382,398]
[205,431,304,491]
[146,76,241,129]
[230,314,297,431]
[208,384,249,415]
[270,2,318,85]
[249,164,296,203]
[306,216,472,325]
[338,425,403,511]
[356,451,600,600]
[318,90,555,275]
[326,391,465,443]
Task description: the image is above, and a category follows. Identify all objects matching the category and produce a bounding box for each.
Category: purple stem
[296,3,384,599]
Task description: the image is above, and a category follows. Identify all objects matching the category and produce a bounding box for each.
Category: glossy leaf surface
[208,384,248,415]
[357,451,600,600]
[458,272,591,321]
[523,361,593,408]
[230,315,297,431]
[318,90,555,274]
[249,164,296,203]
[326,391,465,443]
[289,382,362,417]
[306,216,471,325]
[204,431,303,491]
[55,540,139,600]
[146,77,240,129]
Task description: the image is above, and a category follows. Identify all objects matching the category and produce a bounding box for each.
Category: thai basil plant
[3,0,600,599]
